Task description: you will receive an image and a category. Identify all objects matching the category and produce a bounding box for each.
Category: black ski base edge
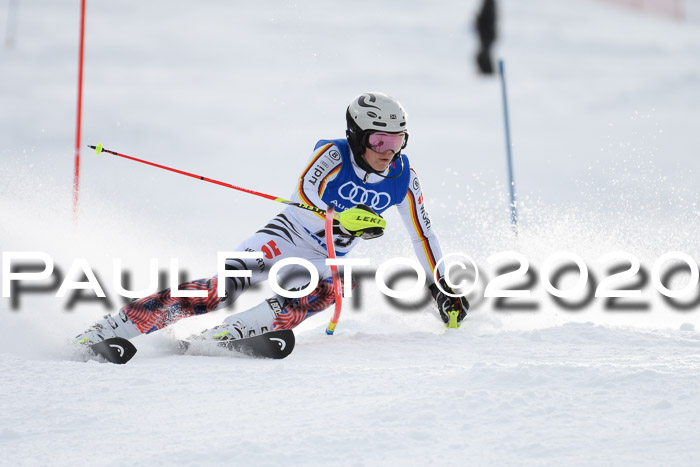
[90,337,138,365]
[89,329,294,364]
[224,329,295,359]
[181,329,295,360]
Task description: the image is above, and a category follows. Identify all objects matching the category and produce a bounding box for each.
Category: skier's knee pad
[221,259,257,304]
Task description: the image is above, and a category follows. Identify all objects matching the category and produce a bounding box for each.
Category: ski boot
[190,298,283,344]
[74,310,141,346]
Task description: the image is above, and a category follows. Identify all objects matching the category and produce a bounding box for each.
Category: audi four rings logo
[338,181,391,210]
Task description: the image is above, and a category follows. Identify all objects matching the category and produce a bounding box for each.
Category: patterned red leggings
[122,276,345,334]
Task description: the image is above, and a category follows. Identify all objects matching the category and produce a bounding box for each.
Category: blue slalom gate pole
[5,0,20,48]
[498,59,518,237]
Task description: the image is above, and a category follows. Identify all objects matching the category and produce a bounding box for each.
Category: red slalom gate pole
[72,0,86,223]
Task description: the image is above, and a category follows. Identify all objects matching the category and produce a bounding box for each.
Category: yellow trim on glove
[338,206,387,236]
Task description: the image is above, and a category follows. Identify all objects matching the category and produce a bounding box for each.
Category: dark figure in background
[475,0,497,74]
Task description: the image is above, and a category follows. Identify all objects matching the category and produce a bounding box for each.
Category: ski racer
[74,92,469,347]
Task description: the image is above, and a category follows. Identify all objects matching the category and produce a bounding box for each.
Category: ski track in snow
[2,0,700,465]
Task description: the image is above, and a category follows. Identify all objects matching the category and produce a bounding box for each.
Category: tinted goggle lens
[365,132,408,153]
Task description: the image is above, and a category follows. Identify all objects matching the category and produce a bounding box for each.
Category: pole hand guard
[334,204,386,240]
[429,277,469,329]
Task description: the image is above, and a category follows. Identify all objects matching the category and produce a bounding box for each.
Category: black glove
[429,277,469,325]
[334,204,386,240]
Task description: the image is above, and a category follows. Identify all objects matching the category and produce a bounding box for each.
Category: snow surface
[1,0,700,465]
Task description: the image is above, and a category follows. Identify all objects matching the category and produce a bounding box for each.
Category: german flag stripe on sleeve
[405,189,437,273]
[319,165,341,197]
[297,143,333,219]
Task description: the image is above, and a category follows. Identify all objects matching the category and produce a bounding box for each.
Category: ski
[86,330,294,364]
[89,337,138,365]
[181,329,295,360]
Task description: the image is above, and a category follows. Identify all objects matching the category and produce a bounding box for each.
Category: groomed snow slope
[1,0,700,465]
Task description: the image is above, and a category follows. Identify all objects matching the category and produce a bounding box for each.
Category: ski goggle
[364,131,408,154]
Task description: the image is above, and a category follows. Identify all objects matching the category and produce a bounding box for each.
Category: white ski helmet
[346,92,409,166]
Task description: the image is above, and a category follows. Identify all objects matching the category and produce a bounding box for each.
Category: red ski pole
[88,143,336,219]
[324,206,343,335]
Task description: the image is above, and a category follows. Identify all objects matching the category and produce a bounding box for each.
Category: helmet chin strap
[359,151,405,180]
